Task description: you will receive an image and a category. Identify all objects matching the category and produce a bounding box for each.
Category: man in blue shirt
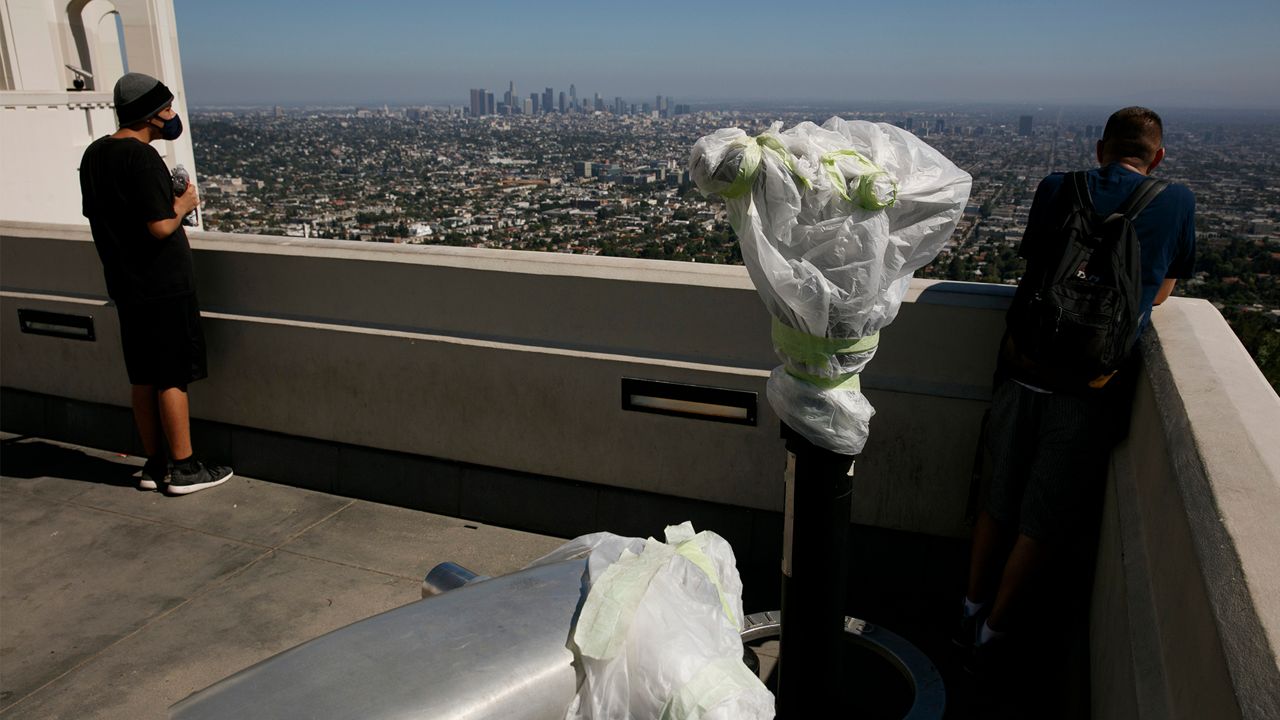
[957,107,1196,668]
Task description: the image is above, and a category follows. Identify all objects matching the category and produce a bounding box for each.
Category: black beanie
[114,72,174,127]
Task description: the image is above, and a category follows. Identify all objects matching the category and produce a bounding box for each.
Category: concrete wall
[1091,300,1280,720]
[1,0,65,91]
[0,91,116,224]
[0,221,1007,537]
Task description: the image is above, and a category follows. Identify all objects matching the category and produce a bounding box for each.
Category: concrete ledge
[1150,299,1280,719]
[1,222,1011,536]
[1093,299,1280,720]
[0,91,114,107]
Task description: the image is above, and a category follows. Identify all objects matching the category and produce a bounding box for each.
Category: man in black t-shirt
[80,72,233,496]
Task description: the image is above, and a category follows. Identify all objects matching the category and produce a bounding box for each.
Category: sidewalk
[0,433,565,718]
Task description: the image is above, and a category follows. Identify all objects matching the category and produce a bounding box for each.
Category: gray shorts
[984,379,1113,543]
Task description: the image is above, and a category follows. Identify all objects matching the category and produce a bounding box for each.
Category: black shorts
[984,379,1113,543]
[116,293,208,389]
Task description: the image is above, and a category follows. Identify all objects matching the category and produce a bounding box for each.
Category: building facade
[0,0,199,226]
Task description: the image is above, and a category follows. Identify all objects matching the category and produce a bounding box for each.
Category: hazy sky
[174,0,1280,109]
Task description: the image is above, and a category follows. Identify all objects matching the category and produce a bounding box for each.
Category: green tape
[755,135,812,191]
[718,142,762,200]
[857,171,897,210]
[719,134,810,199]
[573,539,673,659]
[575,526,745,662]
[675,541,736,628]
[820,150,898,209]
[824,161,853,203]
[772,318,877,391]
[771,317,880,366]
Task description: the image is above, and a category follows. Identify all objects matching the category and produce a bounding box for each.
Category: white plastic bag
[690,118,971,454]
[535,522,774,720]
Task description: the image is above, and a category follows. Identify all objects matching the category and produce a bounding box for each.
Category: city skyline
[173,0,1280,110]
[465,82,685,117]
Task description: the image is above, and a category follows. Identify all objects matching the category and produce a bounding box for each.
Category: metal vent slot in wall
[17,309,96,341]
[621,378,756,426]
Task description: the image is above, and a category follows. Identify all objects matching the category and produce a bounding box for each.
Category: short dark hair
[1100,107,1163,165]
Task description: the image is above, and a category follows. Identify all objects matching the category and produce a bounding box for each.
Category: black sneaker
[964,633,1012,678]
[137,458,169,491]
[167,460,233,496]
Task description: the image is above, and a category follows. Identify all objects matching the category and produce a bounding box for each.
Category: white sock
[977,620,1006,646]
[963,597,985,618]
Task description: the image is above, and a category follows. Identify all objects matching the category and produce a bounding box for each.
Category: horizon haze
[174,0,1280,111]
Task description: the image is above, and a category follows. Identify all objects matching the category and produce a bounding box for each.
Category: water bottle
[171,164,199,227]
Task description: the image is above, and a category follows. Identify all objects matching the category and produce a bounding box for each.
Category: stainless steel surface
[422,561,489,598]
[171,559,586,720]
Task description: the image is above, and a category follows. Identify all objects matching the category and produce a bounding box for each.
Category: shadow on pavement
[0,437,138,488]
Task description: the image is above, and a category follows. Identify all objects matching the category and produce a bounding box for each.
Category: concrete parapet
[1092,298,1280,719]
[1,221,1006,537]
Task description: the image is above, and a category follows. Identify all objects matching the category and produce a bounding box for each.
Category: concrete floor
[0,434,568,718]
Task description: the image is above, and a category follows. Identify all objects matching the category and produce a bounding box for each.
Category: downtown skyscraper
[468,80,682,118]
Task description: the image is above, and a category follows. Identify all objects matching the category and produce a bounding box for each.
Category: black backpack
[1005,171,1167,389]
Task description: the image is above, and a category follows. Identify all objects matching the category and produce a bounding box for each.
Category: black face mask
[154,113,183,141]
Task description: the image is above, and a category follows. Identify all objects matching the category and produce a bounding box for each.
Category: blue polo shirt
[1022,163,1197,336]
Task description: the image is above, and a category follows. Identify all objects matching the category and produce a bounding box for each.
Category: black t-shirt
[79,136,195,304]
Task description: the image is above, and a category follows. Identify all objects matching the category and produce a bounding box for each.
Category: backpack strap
[1069,171,1093,214]
[1112,177,1169,221]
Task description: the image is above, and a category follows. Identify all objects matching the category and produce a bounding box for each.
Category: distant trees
[1182,237,1279,309]
[991,246,1023,283]
[945,255,970,280]
[1220,307,1280,391]
[356,210,392,225]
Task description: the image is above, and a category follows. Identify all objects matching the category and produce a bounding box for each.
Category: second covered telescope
[690,118,971,454]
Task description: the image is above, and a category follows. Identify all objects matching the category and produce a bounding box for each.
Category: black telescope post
[775,422,855,716]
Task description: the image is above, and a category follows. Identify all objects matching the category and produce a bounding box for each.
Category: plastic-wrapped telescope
[690,119,971,454]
